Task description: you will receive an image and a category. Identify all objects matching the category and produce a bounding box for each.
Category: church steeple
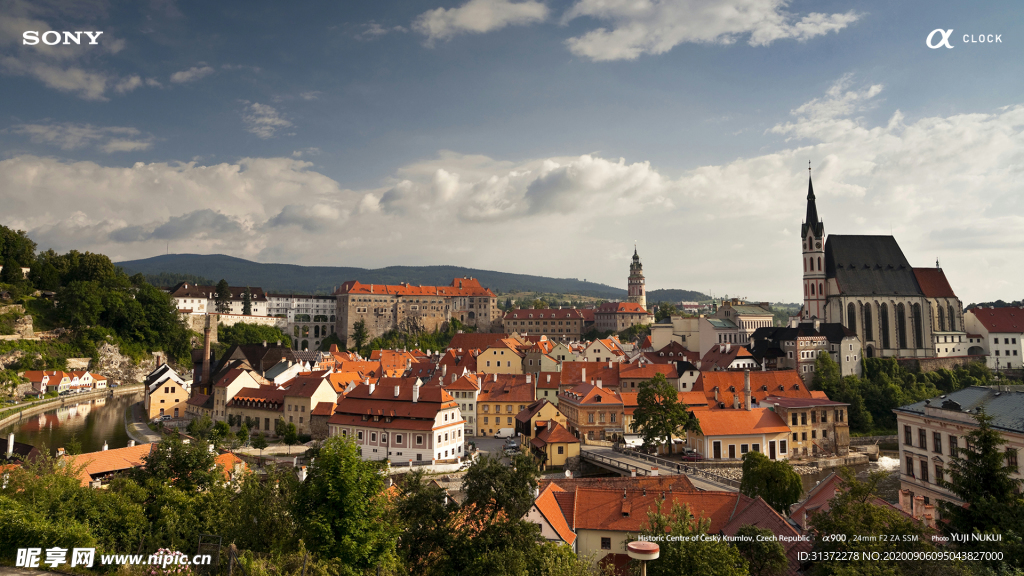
[801,162,826,320]
[628,244,646,310]
[801,163,824,238]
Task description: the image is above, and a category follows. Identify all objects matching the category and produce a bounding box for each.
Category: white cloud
[8,122,154,153]
[2,81,1023,303]
[562,0,861,61]
[0,1,136,100]
[242,102,292,139]
[169,65,215,83]
[299,91,323,100]
[357,22,409,40]
[414,0,548,42]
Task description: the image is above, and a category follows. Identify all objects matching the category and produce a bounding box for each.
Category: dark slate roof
[810,323,857,344]
[824,235,923,296]
[894,386,1024,434]
[801,174,824,239]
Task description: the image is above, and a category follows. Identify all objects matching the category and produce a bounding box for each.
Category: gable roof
[534,484,577,545]
[697,371,809,407]
[596,302,650,314]
[572,488,746,533]
[66,443,155,486]
[336,278,495,297]
[824,235,922,296]
[477,374,536,403]
[448,332,510,352]
[913,268,958,298]
[968,306,1024,334]
[693,407,791,437]
[531,422,579,447]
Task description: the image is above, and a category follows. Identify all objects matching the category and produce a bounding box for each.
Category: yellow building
[211,368,262,421]
[143,364,191,420]
[478,339,526,375]
[476,374,534,436]
[514,397,568,446]
[529,422,580,469]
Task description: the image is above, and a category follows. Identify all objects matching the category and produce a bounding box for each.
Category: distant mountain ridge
[117,254,709,302]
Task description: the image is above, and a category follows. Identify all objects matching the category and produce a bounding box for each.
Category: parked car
[493,428,515,439]
[681,449,704,462]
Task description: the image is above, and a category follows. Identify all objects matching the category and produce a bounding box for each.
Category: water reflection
[1,392,142,455]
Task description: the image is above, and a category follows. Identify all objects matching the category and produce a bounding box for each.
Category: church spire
[805,162,819,226]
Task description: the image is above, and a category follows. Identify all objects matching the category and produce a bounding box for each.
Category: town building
[696,370,811,410]
[559,383,624,442]
[649,316,700,352]
[476,373,536,436]
[529,422,580,470]
[686,406,792,460]
[503,308,586,340]
[594,302,654,333]
[328,378,466,464]
[169,282,269,316]
[749,320,862,384]
[514,398,568,445]
[225,373,336,435]
[764,396,850,458]
[266,293,337,351]
[334,278,500,344]
[477,338,526,375]
[893,386,1024,518]
[798,170,966,359]
[579,337,627,363]
[964,307,1024,369]
[442,372,480,436]
[144,364,191,420]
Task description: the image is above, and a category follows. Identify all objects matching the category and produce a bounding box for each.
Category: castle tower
[628,245,647,310]
[802,165,826,319]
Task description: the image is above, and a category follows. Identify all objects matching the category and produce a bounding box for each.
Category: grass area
[22,295,59,331]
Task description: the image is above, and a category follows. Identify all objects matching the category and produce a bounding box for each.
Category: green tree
[734,524,788,576]
[0,257,24,285]
[631,373,699,453]
[251,432,269,461]
[215,279,232,313]
[462,453,542,521]
[939,410,1024,567]
[218,322,291,348]
[0,226,37,269]
[56,280,104,327]
[655,301,679,322]
[283,422,299,446]
[187,412,214,439]
[635,500,748,576]
[351,320,369,353]
[808,468,948,576]
[237,422,250,447]
[134,433,220,492]
[395,470,460,574]
[242,287,252,315]
[221,465,299,553]
[293,436,399,572]
[739,451,803,515]
[812,353,841,390]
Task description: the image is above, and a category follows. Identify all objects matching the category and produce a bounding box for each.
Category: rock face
[93,342,160,386]
[0,305,34,338]
[0,349,26,371]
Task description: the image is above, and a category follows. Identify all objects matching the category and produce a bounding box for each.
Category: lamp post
[627,541,659,576]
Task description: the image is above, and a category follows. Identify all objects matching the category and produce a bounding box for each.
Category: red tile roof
[448,333,510,352]
[618,363,678,381]
[531,422,579,447]
[311,401,336,416]
[478,374,536,403]
[534,484,578,545]
[66,444,155,486]
[336,278,495,297]
[571,488,745,532]
[560,362,621,388]
[697,371,809,407]
[913,268,958,298]
[596,302,650,314]
[969,306,1024,334]
[693,407,790,437]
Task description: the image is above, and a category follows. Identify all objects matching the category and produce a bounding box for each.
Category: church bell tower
[802,165,826,319]
[628,246,647,310]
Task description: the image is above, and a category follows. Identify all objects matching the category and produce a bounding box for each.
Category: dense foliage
[739,451,803,515]
[631,373,700,452]
[0,225,192,368]
[812,354,999,433]
[217,323,292,349]
[635,500,748,576]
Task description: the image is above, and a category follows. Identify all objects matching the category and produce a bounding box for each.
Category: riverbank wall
[0,385,143,431]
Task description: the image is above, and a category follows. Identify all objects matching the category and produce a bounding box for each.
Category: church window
[912,304,923,348]
[847,303,857,333]
[937,307,946,332]
[818,257,822,270]
[880,304,891,349]
[810,284,815,295]
[948,305,956,331]
[818,283,823,296]
[863,304,873,341]
[896,303,908,349]
[804,259,807,272]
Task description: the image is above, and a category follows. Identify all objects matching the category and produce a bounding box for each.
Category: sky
[1,0,1022,304]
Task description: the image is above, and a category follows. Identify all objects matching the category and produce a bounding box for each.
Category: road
[581,447,739,492]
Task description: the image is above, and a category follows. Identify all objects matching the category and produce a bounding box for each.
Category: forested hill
[117,254,710,301]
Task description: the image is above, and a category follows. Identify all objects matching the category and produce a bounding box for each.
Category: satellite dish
[564,470,571,478]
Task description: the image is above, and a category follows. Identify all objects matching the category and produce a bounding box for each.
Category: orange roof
[679,391,708,406]
[572,488,745,533]
[448,333,510,352]
[560,383,622,406]
[532,422,579,446]
[596,302,650,315]
[618,362,678,381]
[311,401,336,416]
[693,408,790,437]
[214,452,247,481]
[534,484,577,545]
[560,362,621,388]
[697,371,809,407]
[968,306,1024,334]
[810,390,829,399]
[66,444,155,486]
[443,373,480,391]
[336,278,495,297]
[478,374,536,403]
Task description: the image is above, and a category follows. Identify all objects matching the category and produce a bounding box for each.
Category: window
[811,411,817,424]
[740,444,749,454]
[904,425,913,445]
[801,432,807,441]
[1007,449,1019,473]
[906,456,914,477]
[601,538,611,550]
[780,440,787,453]
[416,435,423,445]
[811,430,817,439]
[920,461,929,483]
[801,412,807,425]
[821,411,827,423]
[371,433,376,442]
[358,431,363,440]
[919,428,927,449]
[752,444,760,453]
[933,432,942,454]
[792,432,798,441]
[935,464,944,484]
[558,446,564,455]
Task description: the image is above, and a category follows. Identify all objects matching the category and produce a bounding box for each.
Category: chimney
[526,374,531,384]
[744,369,751,411]
[202,314,212,388]
[263,340,267,347]
[493,373,497,382]
[442,364,447,377]
[451,374,457,384]
[128,440,136,447]
[6,433,12,458]
[156,354,163,367]
[597,379,603,389]
[733,394,739,410]
[102,441,108,451]
[413,380,422,403]
[369,380,376,394]
[547,420,552,431]
[299,466,307,482]
[650,466,658,477]
[581,367,586,382]
[726,343,731,353]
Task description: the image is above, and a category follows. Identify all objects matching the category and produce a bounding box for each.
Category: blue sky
[1,0,1022,303]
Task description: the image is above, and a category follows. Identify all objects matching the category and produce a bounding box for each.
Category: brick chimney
[744,369,751,411]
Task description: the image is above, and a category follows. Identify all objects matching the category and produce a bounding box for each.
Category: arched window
[804,284,808,296]
[293,325,300,338]
[314,325,320,338]
[810,283,815,295]
[912,303,923,348]
[880,304,890,349]
[818,282,823,296]
[948,305,956,331]
[302,325,309,337]
[818,257,822,271]
[301,339,308,350]
[937,307,945,332]
[896,303,907,349]
[804,259,807,272]
[863,303,873,341]
[847,303,857,332]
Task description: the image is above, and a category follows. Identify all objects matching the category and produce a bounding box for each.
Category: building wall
[478,349,523,375]
[687,431,791,460]
[146,381,188,419]
[829,295,933,359]
[477,399,531,436]
[224,406,281,434]
[504,316,583,340]
[774,405,849,457]
[329,420,466,463]
[577,529,629,569]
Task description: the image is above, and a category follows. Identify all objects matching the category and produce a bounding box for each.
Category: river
[1,392,143,455]
[800,456,903,503]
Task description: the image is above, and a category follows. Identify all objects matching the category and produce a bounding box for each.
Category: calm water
[1,392,142,455]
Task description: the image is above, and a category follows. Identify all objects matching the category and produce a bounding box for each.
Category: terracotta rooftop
[66,443,155,486]
[912,268,958,298]
[968,306,1024,334]
[697,371,809,407]
[336,278,495,297]
[693,407,791,437]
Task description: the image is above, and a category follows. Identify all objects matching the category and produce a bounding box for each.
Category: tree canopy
[631,373,699,452]
[739,451,803,515]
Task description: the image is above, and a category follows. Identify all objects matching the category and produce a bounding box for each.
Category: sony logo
[22,31,104,46]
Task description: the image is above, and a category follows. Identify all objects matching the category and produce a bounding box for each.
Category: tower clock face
[815,242,821,249]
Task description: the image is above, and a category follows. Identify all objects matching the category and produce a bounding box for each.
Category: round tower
[628,246,647,310]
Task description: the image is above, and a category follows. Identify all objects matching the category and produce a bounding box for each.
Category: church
[799,169,966,359]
